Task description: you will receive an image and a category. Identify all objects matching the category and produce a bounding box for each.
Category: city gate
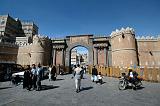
[51,35,111,69]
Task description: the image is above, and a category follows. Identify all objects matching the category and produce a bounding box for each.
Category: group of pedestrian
[23,63,42,91]
[23,63,103,93]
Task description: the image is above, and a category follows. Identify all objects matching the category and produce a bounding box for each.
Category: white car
[11,71,24,85]
[12,71,25,78]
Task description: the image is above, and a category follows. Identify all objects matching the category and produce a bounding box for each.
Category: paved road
[0,74,160,106]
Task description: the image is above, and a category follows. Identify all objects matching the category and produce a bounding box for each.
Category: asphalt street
[0,74,160,106]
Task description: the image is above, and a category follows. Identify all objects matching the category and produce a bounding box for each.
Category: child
[97,72,103,84]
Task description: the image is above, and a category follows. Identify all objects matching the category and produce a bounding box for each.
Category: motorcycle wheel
[132,84,137,90]
[118,81,126,90]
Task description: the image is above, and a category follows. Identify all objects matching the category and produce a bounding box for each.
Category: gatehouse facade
[1,14,160,69]
[52,35,110,68]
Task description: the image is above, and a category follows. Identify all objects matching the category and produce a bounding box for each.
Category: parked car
[11,66,49,80]
[12,71,25,78]
[0,63,24,81]
[8,65,49,82]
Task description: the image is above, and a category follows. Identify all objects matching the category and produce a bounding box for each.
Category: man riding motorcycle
[118,67,142,90]
[127,67,138,85]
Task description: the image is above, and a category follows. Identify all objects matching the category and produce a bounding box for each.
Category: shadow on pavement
[100,81,106,85]
[0,80,10,82]
[126,86,145,90]
[136,86,145,90]
[41,85,59,91]
[55,79,65,81]
[0,87,12,90]
[81,77,87,79]
[81,86,93,91]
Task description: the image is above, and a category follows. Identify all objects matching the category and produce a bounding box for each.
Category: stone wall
[55,49,63,65]
[16,45,31,66]
[1,27,160,69]
[97,48,105,65]
[137,37,160,67]
[0,42,18,63]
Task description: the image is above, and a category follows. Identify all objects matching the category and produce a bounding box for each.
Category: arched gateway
[52,35,111,71]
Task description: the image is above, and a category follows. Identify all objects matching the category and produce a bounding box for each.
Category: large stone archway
[51,35,110,71]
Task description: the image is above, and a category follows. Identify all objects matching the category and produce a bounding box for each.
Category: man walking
[23,65,32,90]
[73,64,83,93]
[36,63,42,91]
[51,65,57,81]
[31,64,37,90]
[92,66,98,82]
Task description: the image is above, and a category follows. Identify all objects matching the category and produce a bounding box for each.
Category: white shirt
[37,67,42,76]
[129,72,133,78]
[49,67,52,73]
[31,68,37,75]
[74,67,82,79]
[75,67,82,74]
[97,75,102,79]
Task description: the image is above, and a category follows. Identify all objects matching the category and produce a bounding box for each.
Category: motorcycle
[118,73,142,90]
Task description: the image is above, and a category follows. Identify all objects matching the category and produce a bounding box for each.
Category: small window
[0,19,5,25]
[149,51,153,56]
[122,33,125,39]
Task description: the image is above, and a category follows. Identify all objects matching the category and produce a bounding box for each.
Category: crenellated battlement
[110,27,135,38]
[33,35,50,45]
[136,35,160,41]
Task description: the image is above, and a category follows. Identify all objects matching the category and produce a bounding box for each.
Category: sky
[72,47,88,54]
[0,0,160,39]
